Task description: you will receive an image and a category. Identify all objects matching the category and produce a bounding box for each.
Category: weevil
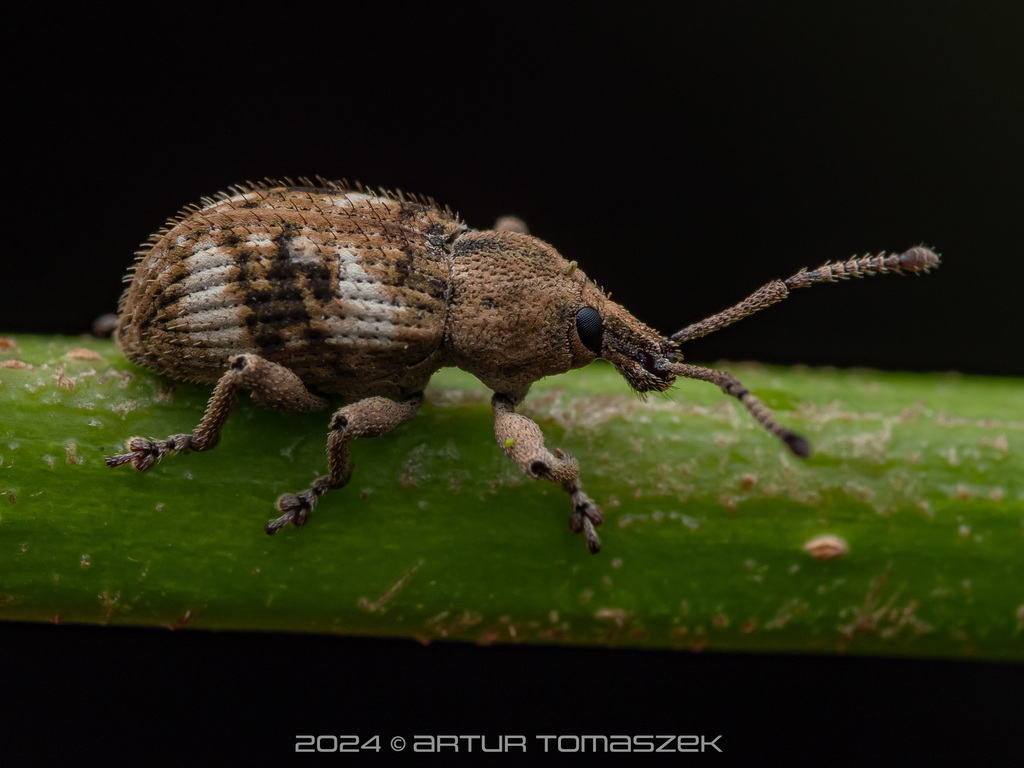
[107,178,939,553]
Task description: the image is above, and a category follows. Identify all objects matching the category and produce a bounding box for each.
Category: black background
[3,4,1022,763]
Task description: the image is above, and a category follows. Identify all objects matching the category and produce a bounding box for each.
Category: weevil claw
[568,491,603,554]
[104,453,135,469]
[270,483,325,533]
[106,437,159,471]
[583,517,601,554]
[265,512,293,535]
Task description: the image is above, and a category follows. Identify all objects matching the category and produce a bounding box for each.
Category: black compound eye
[575,307,603,354]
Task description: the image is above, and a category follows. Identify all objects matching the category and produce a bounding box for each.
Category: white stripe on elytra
[179,245,247,346]
[329,247,405,344]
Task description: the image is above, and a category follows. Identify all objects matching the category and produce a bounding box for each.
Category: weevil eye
[575,307,603,354]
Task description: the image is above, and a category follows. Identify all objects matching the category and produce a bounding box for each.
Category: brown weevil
[107,178,939,553]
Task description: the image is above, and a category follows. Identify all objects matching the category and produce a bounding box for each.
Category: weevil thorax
[445,231,600,394]
[444,229,678,395]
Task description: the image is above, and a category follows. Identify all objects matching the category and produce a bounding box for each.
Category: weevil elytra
[107,178,939,553]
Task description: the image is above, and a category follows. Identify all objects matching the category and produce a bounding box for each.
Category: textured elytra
[110,178,939,553]
[118,181,460,399]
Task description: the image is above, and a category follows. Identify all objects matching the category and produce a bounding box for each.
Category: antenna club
[784,434,813,459]
[898,247,940,272]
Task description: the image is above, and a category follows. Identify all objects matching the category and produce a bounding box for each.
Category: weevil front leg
[106,354,329,471]
[491,393,603,554]
[267,392,424,534]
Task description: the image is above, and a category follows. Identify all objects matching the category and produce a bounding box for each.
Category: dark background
[4,5,1023,376]
[3,5,1021,763]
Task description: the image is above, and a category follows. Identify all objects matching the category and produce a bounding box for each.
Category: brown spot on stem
[66,348,104,361]
[803,534,849,561]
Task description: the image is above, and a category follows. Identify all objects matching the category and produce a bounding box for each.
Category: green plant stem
[1,335,1022,659]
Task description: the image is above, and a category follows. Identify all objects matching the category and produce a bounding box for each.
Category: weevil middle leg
[267,392,424,533]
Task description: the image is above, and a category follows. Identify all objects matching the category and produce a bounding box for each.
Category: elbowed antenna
[658,360,812,457]
[671,247,940,343]
[662,246,940,457]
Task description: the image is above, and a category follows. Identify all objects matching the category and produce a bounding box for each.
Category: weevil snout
[583,299,681,393]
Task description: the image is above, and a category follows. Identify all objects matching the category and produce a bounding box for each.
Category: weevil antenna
[671,247,939,343]
[662,362,812,458]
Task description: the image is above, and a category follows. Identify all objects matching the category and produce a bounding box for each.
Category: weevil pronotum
[107,178,939,553]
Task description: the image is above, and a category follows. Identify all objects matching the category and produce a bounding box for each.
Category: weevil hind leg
[267,392,424,534]
[491,394,603,554]
[106,353,329,471]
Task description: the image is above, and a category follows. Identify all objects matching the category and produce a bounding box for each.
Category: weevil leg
[491,393,603,554]
[493,215,528,234]
[268,391,425,534]
[105,354,329,471]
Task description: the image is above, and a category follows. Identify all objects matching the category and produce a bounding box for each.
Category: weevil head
[446,230,678,395]
[582,291,680,393]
